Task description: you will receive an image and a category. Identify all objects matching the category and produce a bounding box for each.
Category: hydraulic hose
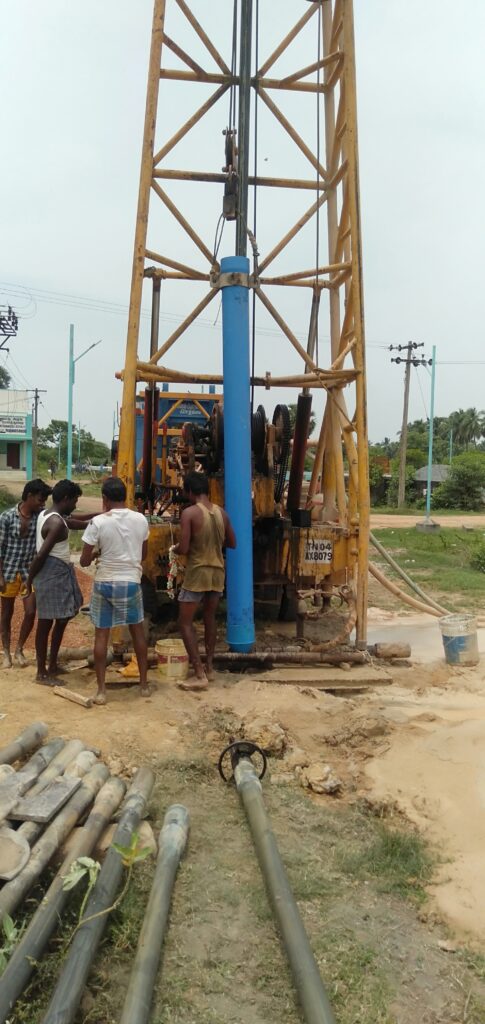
[369,561,442,617]
[370,531,449,615]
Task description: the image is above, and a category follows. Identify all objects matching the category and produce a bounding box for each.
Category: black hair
[102,476,127,503]
[22,478,52,501]
[183,471,209,496]
[52,479,83,503]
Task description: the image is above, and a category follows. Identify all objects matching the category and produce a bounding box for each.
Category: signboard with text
[0,414,27,436]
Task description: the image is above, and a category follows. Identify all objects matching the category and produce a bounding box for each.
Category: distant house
[0,390,32,481]
[414,464,449,494]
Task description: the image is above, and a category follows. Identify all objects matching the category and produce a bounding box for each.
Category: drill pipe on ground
[0,722,49,765]
[0,738,65,821]
[231,753,337,1024]
[0,776,126,1023]
[119,804,190,1024]
[0,763,109,921]
[41,766,155,1024]
[213,650,367,666]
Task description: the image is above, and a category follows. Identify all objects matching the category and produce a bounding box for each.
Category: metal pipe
[0,776,126,1024]
[287,393,312,513]
[119,805,190,1024]
[0,721,48,765]
[141,387,154,494]
[236,0,253,256]
[41,767,155,1024]
[221,255,255,652]
[0,763,109,922]
[232,752,336,1024]
[370,531,449,615]
[213,649,366,666]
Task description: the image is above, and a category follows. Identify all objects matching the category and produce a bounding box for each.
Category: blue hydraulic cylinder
[221,255,255,652]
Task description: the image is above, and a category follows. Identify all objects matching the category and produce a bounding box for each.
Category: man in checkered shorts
[80,477,149,705]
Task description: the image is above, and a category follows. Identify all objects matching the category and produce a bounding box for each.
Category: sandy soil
[3,579,485,948]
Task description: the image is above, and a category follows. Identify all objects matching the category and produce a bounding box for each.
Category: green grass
[339,823,434,903]
[372,526,485,609]
[0,486,17,512]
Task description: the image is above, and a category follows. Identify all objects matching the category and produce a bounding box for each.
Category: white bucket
[439,614,479,667]
[155,639,189,681]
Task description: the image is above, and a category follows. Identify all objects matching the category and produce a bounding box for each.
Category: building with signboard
[0,391,32,481]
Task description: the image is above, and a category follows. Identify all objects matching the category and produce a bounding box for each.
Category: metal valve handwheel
[218,740,267,783]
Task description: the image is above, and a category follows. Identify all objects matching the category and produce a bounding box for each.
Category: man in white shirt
[80,477,149,705]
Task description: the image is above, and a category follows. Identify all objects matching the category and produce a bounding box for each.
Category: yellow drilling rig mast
[116,0,370,647]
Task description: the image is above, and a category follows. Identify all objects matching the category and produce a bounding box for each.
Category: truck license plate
[304,539,333,564]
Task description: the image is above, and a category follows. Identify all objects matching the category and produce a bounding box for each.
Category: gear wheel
[272,403,291,504]
[252,404,267,473]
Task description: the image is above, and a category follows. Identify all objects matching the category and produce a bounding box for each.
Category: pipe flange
[218,740,267,783]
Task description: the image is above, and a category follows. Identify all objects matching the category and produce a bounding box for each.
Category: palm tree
[449,408,485,450]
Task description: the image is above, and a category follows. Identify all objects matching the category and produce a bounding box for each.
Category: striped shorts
[90,582,144,629]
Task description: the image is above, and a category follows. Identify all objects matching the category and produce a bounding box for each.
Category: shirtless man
[173,471,236,690]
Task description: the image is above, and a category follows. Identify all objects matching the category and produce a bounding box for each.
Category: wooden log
[42,768,155,1024]
[120,805,190,1024]
[0,776,126,1023]
[53,687,93,709]
[0,721,49,765]
[0,764,109,922]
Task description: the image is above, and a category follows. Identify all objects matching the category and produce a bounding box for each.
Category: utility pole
[29,387,47,477]
[424,346,437,523]
[390,343,426,508]
[67,324,102,479]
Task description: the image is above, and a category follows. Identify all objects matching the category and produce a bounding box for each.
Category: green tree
[0,366,11,389]
[37,420,109,470]
[433,452,485,510]
[288,403,317,439]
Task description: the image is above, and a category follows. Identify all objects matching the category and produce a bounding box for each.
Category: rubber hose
[370,531,449,615]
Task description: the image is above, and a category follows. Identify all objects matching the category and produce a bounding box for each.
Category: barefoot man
[173,471,236,691]
[80,477,150,704]
[27,480,87,684]
[0,478,52,668]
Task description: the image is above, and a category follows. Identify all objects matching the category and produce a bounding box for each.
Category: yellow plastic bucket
[155,639,189,681]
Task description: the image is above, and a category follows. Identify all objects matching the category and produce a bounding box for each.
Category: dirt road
[371,512,485,529]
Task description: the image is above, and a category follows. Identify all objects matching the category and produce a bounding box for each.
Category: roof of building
[414,464,450,483]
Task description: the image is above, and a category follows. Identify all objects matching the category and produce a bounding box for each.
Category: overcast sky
[2,0,484,445]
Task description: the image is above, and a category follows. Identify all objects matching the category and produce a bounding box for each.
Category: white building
[0,390,33,480]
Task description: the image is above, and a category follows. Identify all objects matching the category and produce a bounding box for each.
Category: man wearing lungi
[27,479,87,684]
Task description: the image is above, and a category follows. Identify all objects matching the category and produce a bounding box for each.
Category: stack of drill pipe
[0,739,65,823]
[42,767,155,1024]
[12,740,87,848]
[0,722,49,765]
[0,763,110,921]
[119,804,190,1024]
[0,774,126,1023]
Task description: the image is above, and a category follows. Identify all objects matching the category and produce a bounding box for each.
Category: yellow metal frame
[117,0,370,644]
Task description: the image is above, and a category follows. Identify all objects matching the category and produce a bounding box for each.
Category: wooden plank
[53,687,93,708]
[11,777,82,824]
[252,667,393,690]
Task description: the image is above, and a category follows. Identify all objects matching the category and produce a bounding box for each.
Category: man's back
[83,508,148,583]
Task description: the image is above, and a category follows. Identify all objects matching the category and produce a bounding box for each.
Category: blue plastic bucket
[439,614,479,666]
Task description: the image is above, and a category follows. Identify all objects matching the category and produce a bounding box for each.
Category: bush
[470,542,485,573]
[433,452,485,511]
